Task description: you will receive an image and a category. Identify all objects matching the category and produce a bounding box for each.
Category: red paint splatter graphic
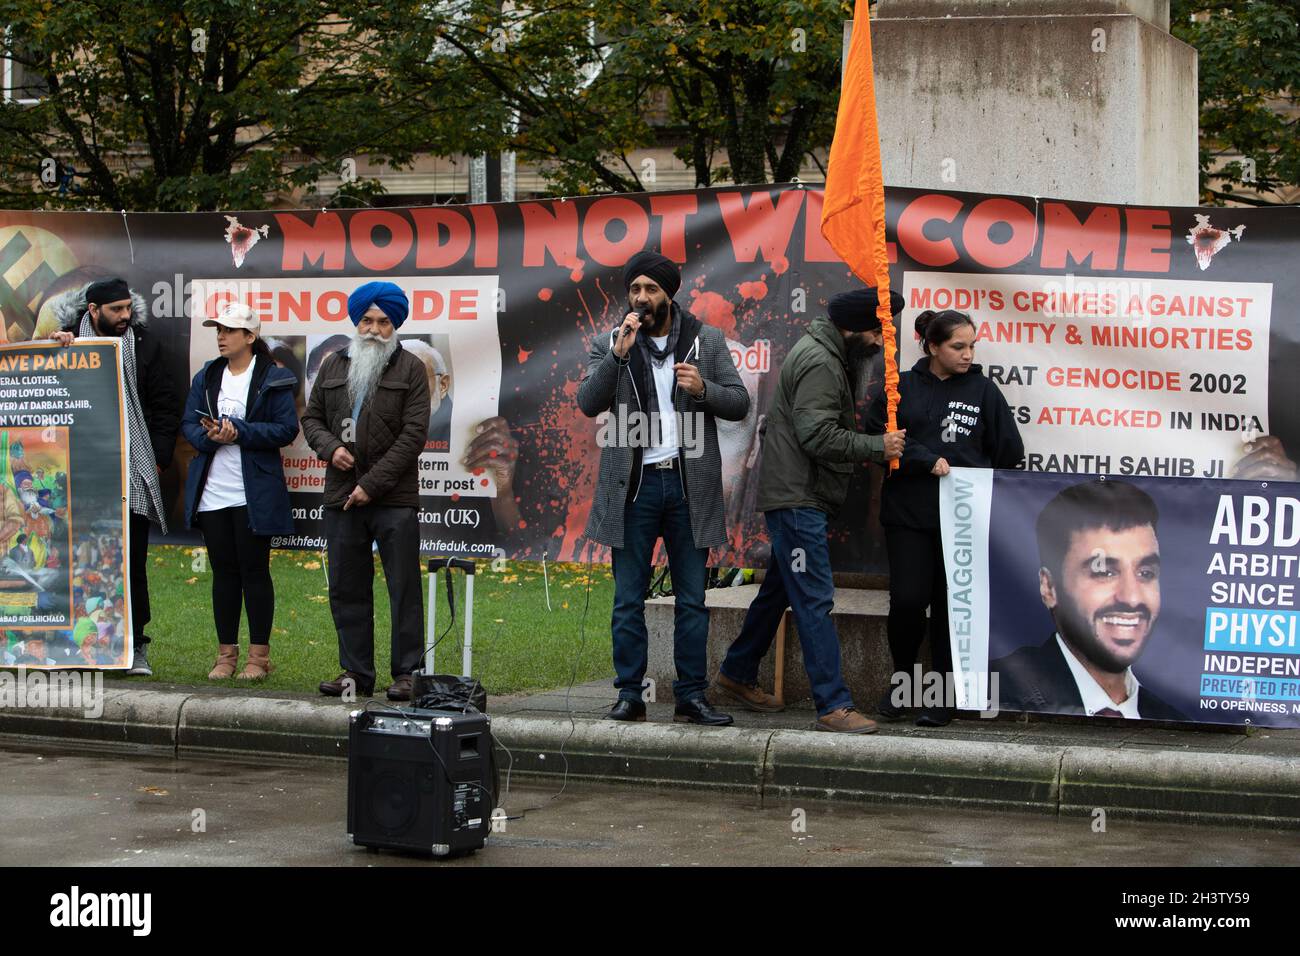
[537,288,553,302]
[737,276,769,300]
[517,347,532,363]
[687,289,737,340]
[531,376,606,562]
[561,254,586,283]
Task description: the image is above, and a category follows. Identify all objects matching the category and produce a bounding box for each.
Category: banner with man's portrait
[942,468,1300,728]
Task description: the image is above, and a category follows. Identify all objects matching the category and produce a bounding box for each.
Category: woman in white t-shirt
[181,303,299,681]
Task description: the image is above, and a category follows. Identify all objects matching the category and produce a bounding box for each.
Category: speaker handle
[423,557,477,676]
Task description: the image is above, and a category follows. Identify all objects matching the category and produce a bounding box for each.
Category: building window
[4,27,49,103]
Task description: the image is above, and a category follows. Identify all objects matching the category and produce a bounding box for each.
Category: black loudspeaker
[347,707,493,857]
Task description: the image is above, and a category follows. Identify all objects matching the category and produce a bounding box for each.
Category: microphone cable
[491,318,634,822]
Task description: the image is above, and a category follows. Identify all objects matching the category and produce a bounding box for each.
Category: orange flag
[820,0,898,468]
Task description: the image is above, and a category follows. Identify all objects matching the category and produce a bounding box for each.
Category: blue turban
[348,281,409,328]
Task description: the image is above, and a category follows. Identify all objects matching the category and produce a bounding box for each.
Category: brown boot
[238,644,272,680]
[208,644,239,680]
[816,707,878,735]
[715,672,784,713]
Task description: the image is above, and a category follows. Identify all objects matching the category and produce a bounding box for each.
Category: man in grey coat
[577,251,750,724]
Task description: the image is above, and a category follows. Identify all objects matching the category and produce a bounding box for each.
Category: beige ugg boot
[238,643,272,680]
[208,644,240,680]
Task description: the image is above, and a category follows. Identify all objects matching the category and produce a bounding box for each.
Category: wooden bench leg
[773,609,789,706]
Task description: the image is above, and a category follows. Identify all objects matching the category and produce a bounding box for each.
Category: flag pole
[820,0,899,470]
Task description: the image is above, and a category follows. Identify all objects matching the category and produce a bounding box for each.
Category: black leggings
[195,506,273,645]
[884,525,952,677]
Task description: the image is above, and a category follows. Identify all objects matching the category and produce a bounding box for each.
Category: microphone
[621,306,652,337]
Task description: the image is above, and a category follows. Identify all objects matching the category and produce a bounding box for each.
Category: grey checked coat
[577,303,750,550]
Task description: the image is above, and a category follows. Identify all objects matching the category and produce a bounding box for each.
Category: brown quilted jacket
[300,344,431,509]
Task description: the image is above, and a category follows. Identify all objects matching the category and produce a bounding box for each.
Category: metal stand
[426,557,476,676]
[773,609,788,706]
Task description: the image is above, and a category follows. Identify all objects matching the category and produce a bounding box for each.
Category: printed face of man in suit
[1039,524,1161,673]
[418,356,451,414]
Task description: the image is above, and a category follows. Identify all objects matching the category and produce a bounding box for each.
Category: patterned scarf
[80,312,167,534]
[635,303,681,413]
[636,303,680,368]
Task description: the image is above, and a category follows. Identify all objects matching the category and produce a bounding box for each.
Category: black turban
[827,288,905,332]
[85,277,132,306]
[622,251,681,299]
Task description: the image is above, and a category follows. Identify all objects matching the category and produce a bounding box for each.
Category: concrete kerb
[491,715,772,794]
[0,686,190,749]
[177,693,353,760]
[1059,746,1300,829]
[2,687,1299,828]
[763,732,1064,813]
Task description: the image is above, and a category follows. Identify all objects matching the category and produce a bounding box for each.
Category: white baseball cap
[202,302,260,334]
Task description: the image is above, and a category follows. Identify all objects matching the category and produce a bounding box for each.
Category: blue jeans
[720,508,853,716]
[610,466,709,703]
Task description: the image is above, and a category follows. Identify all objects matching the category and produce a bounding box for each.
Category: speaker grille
[366,767,419,835]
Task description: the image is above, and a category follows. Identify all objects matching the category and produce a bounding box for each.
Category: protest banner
[0,340,130,668]
[942,468,1300,728]
[1,187,1296,571]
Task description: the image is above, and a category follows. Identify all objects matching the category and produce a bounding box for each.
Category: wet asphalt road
[1,740,1296,867]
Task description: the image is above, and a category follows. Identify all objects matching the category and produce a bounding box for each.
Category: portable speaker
[346,706,493,857]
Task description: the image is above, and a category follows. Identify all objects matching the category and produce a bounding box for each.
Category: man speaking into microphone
[578,251,750,725]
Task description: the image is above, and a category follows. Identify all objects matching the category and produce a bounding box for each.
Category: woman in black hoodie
[867,310,1024,726]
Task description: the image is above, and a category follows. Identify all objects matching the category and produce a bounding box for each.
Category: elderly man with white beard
[302,282,430,701]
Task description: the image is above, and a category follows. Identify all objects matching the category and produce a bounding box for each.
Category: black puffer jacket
[867,357,1024,529]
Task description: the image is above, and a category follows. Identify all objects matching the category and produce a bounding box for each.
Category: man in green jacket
[716,288,905,733]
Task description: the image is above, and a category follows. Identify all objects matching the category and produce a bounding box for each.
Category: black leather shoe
[386,674,414,701]
[604,699,647,721]
[319,671,374,697]
[915,706,953,727]
[876,689,906,720]
[673,697,734,727]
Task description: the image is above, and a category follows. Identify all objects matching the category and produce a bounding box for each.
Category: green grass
[111,546,615,696]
